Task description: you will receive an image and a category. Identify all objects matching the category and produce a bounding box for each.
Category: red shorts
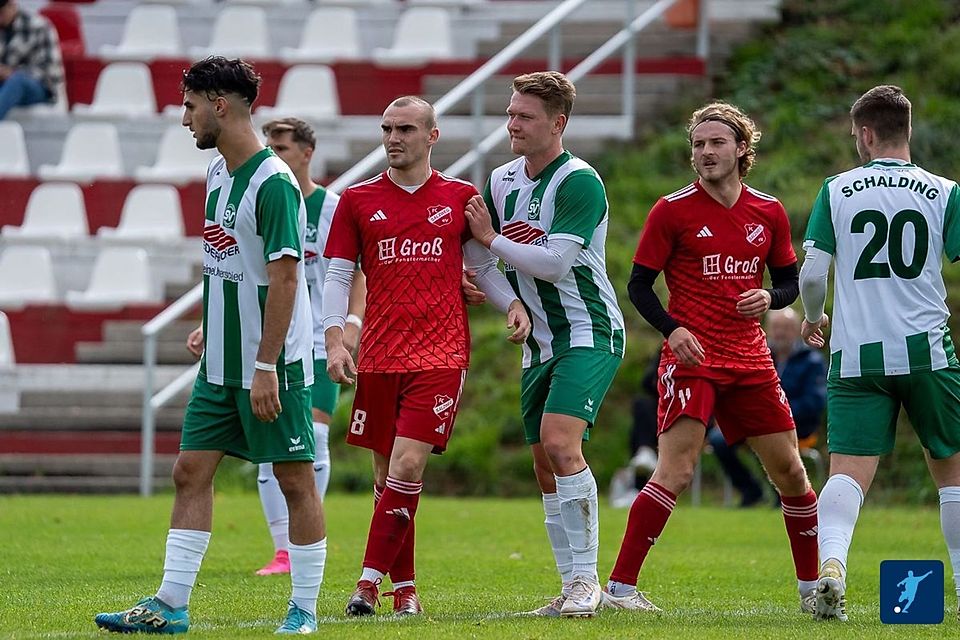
[346,368,467,457]
[656,363,795,444]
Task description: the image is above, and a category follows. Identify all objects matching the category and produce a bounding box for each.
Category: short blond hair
[512,71,576,118]
[687,102,761,177]
[261,117,316,150]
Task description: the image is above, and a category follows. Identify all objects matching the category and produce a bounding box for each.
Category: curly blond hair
[687,102,761,177]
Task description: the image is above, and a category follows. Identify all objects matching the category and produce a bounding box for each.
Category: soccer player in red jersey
[603,102,820,613]
[322,96,530,617]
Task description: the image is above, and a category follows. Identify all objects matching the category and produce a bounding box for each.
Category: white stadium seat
[37,123,125,182]
[66,247,159,310]
[0,311,16,412]
[280,8,362,64]
[190,7,270,59]
[2,183,89,240]
[0,247,59,309]
[100,5,182,62]
[372,7,455,66]
[256,65,340,123]
[98,185,185,241]
[72,63,157,119]
[135,125,217,184]
[0,311,13,366]
[0,122,30,177]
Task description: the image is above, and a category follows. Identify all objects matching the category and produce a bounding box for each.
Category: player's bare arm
[186,324,203,358]
[506,299,531,344]
[324,326,357,385]
[800,314,829,349]
[464,195,498,247]
[252,255,298,422]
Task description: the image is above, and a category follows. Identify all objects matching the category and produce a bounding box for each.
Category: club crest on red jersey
[433,394,454,418]
[744,223,767,246]
[427,205,453,227]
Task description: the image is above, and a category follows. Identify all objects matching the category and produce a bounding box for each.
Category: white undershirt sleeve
[321,257,354,331]
[798,243,832,323]
[462,239,518,313]
[488,235,583,283]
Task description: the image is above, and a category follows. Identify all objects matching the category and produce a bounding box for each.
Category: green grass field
[0,493,953,638]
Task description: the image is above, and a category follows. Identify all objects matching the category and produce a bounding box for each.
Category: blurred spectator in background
[708,307,827,507]
[0,0,63,119]
[610,351,660,507]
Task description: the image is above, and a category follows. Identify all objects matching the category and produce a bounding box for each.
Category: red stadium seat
[39,3,86,59]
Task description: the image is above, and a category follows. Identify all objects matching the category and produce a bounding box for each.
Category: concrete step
[75,341,198,365]
[0,454,176,477]
[102,320,200,344]
[19,390,188,409]
[0,405,186,430]
[0,429,182,455]
[0,475,173,494]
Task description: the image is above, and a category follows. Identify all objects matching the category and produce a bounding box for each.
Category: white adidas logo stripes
[696,226,713,238]
[369,210,387,222]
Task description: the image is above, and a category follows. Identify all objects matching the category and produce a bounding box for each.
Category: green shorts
[520,347,622,445]
[826,364,960,459]
[181,376,314,464]
[312,359,340,415]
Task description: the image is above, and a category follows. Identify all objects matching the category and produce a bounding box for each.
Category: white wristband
[254,360,277,372]
[345,314,363,329]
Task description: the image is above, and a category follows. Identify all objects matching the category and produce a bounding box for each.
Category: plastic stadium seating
[100,5,182,62]
[0,247,59,309]
[372,7,455,66]
[189,6,270,59]
[37,123,125,181]
[72,63,157,118]
[97,184,185,241]
[39,4,85,59]
[256,65,340,122]
[0,122,30,177]
[0,311,13,366]
[134,125,217,184]
[280,7,362,64]
[65,247,159,310]
[2,183,89,240]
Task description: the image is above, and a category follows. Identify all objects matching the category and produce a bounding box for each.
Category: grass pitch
[0,492,952,638]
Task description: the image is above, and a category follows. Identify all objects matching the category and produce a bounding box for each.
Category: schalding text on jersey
[324,170,476,372]
[804,158,960,378]
[635,181,796,370]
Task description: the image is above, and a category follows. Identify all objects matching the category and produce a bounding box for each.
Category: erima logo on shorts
[288,436,306,453]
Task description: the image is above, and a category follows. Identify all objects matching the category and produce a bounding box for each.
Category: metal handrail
[139,284,202,495]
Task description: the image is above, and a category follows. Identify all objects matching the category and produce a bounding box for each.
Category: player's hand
[327,344,358,385]
[464,195,497,248]
[736,288,772,318]
[801,313,829,348]
[506,299,530,344]
[668,327,705,366]
[343,323,361,354]
[186,324,203,359]
[251,369,282,422]
[462,269,486,305]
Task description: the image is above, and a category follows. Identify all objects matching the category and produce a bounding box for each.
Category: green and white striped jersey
[199,148,314,389]
[303,187,339,359]
[484,151,625,368]
[804,158,960,378]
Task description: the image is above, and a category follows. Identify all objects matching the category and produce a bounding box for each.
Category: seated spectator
[709,307,827,507]
[0,0,63,119]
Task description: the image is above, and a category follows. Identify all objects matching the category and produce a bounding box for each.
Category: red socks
[364,477,422,575]
[780,489,819,581]
[609,482,677,586]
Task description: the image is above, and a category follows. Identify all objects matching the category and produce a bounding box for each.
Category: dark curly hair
[181,56,261,107]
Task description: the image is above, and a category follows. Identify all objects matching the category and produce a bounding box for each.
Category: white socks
[542,493,574,588]
[258,422,331,553]
[555,466,599,581]
[940,487,960,597]
[313,422,331,499]
[257,463,289,552]
[156,529,211,609]
[289,539,327,615]
[817,474,864,572]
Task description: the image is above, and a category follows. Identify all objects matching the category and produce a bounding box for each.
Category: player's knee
[768,458,809,494]
[651,462,695,494]
[172,456,211,492]
[389,450,427,482]
[273,462,316,498]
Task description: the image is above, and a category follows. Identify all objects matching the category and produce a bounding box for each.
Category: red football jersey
[634,181,797,370]
[324,170,476,373]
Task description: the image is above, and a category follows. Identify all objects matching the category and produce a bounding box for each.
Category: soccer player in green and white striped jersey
[95,58,325,635]
[800,85,960,621]
[465,71,624,617]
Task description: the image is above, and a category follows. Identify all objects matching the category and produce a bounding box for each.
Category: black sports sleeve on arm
[766,261,799,310]
[627,263,681,339]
